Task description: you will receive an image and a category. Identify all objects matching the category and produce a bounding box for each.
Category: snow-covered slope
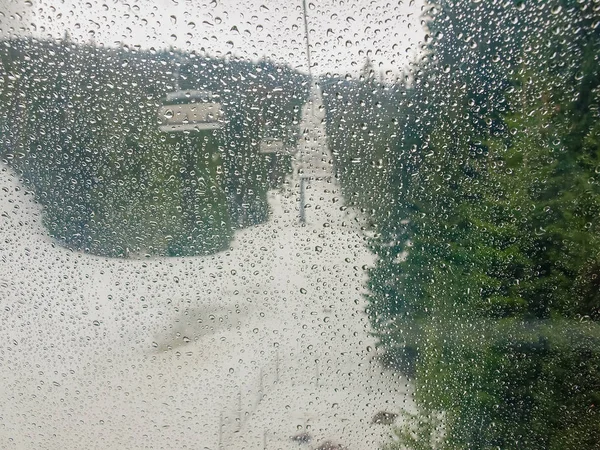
[0,84,413,450]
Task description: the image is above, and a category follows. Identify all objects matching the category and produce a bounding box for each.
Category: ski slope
[0,83,414,450]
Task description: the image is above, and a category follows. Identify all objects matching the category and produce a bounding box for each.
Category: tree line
[0,37,307,257]
[323,0,600,448]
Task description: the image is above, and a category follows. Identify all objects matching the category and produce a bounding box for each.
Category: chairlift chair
[157,90,224,132]
[259,136,287,154]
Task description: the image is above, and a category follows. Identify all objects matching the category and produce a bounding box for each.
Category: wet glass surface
[1,1,599,449]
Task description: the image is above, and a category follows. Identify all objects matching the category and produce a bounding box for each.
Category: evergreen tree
[332,0,600,448]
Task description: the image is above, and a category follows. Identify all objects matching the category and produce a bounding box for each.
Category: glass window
[1,1,598,449]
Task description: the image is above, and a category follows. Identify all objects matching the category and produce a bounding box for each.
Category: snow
[0,84,414,450]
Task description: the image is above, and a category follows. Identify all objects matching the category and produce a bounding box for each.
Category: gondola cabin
[158,90,224,132]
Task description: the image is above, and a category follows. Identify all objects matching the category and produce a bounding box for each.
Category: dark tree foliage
[0,38,308,257]
[326,1,600,448]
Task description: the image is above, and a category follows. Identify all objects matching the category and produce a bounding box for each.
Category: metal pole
[299,177,306,224]
[300,0,313,224]
[302,0,312,76]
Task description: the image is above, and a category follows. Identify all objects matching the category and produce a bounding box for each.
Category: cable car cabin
[157,90,224,132]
